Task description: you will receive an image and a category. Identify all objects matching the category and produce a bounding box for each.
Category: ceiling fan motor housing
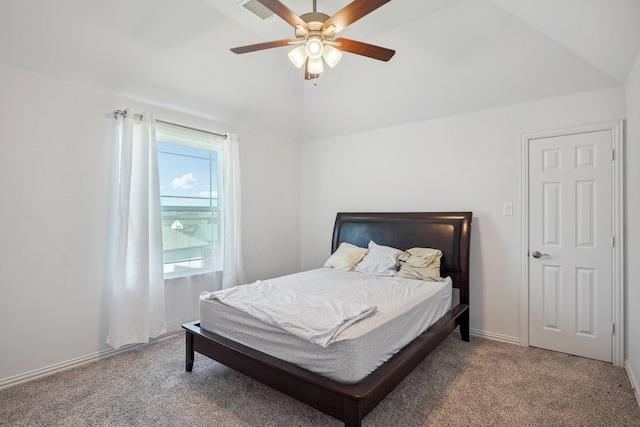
[296,12,332,40]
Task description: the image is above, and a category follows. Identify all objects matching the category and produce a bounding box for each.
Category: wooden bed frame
[182,211,472,427]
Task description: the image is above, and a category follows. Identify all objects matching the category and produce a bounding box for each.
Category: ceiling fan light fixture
[288,45,307,68]
[322,44,342,68]
[305,37,324,60]
[307,56,324,74]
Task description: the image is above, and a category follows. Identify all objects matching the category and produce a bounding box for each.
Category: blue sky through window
[157,141,218,207]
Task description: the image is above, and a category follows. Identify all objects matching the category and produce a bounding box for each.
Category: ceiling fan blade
[334,38,395,61]
[323,0,391,33]
[257,0,307,28]
[230,39,294,54]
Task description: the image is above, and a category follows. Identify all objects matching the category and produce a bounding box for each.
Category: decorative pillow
[324,242,368,271]
[354,240,404,276]
[396,247,444,281]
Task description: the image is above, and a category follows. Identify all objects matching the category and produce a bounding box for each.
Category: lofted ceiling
[0,0,639,141]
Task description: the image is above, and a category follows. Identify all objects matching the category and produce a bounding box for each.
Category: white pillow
[324,242,368,271]
[354,240,403,276]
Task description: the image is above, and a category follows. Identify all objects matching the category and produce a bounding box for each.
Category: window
[156,123,224,277]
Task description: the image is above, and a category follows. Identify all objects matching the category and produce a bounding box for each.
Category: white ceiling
[1,0,639,141]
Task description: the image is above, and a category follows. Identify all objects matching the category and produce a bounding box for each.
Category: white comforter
[203,280,377,347]
[200,268,453,383]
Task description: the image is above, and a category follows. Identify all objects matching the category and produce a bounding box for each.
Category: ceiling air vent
[238,0,275,20]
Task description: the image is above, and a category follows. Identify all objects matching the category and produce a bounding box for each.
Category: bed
[182,211,472,427]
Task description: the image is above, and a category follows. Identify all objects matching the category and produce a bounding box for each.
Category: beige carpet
[1,332,639,426]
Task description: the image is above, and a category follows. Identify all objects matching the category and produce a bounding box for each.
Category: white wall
[0,64,300,384]
[300,87,626,342]
[624,50,640,396]
[1,59,636,388]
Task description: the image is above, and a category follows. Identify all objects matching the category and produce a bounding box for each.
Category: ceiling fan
[230,0,395,80]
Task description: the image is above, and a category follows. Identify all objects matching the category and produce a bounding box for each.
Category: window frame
[156,123,225,279]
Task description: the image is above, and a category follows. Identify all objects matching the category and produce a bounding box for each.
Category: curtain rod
[114,109,226,138]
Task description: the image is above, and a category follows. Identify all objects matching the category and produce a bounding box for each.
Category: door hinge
[611,149,615,161]
[612,235,615,247]
[612,323,615,334]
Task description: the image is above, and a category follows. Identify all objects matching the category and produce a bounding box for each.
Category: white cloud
[171,173,197,189]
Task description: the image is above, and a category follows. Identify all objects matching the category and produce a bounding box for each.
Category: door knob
[531,251,549,258]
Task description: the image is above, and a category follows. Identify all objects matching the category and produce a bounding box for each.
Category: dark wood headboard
[332,212,472,304]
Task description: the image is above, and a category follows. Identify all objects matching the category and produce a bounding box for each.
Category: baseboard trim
[470,328,521,345]
[0,330,183,390]
[1,327,521,390]
[625,361,640,409]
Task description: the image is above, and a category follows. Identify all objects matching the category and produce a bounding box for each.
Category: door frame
[520,120,624,366]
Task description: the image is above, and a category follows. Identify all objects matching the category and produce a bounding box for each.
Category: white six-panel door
[528,129,613,362]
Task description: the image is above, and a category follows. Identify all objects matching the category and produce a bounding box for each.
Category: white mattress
[199,268,452,384]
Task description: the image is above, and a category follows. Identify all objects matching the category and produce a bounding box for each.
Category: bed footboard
[182,302,468,427]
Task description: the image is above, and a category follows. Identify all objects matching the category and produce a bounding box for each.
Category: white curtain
[221,133,246,289]
[107,111,166,349]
